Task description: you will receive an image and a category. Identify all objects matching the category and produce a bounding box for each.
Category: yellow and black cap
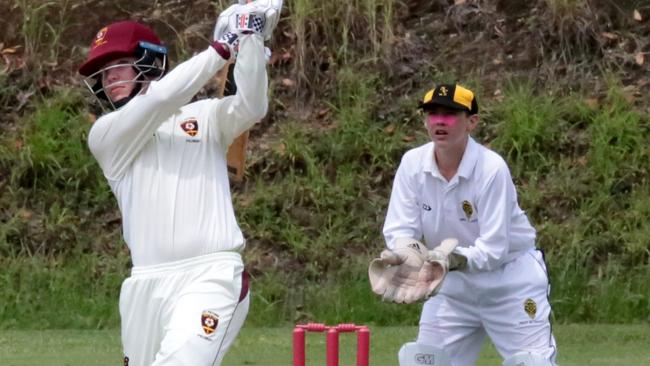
[419,84,478,115]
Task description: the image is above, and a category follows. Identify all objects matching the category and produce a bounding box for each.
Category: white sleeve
[383,156,423,249]
[455,162,514,272]
[209,34,268,147]
[88,47,229,180]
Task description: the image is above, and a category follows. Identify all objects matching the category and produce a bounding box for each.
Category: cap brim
[419,98,470,113]
[78,49,133,76]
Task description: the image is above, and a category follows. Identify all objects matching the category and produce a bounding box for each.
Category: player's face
[424,106,478,148]
[101,57,138,102]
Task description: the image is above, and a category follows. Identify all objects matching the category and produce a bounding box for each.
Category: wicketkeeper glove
[368,237,428,304]
[418,238,461,299]
[368,238,461,304]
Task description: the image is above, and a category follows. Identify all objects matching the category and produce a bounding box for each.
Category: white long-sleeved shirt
[88,35,268,267]
[383,137,536,272]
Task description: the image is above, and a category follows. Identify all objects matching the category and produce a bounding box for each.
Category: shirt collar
[422,137,479,180]
[422,142,438,176]
[457,137,479,179]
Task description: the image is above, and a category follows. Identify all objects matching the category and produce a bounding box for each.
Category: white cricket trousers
[119,251,250,366]
[418,249,557,365]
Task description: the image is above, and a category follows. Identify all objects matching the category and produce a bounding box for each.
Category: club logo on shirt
[201,311,219,335]
[524,298,537,319]
[123,356,129,366]
[181,118,199,137]
[461,200,473,220]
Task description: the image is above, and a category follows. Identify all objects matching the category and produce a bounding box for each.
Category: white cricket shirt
[383,137,536,272]
[88,35,268,267]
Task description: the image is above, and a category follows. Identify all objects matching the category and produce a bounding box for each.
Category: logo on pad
[415,353,435,364]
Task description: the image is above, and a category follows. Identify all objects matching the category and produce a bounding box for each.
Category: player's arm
[369,154,430,304]
[209,34,268,148]
[208,0,282,148]
[88,44,231,180]
[371,153,465,303]
[383,155,423,247]
[455,159,515,271]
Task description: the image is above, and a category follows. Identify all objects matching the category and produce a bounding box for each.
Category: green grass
[1,324,649,365]
[2,253,648,330]
[0,254,129,329]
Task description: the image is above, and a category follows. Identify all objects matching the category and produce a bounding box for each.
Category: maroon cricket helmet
[79,21,163,76]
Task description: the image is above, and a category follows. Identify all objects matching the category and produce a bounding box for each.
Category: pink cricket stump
[293,323,370,366]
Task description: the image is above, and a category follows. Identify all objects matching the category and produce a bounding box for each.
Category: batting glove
[214,31,240,60]
[248,0,283,40]
[213,3,265,41]
[214,0,282,42]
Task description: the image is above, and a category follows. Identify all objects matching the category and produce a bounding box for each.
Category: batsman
[78,1,281,365]
[369,84,558,366]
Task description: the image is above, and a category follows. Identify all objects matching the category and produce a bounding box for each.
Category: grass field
[1,324,648,365]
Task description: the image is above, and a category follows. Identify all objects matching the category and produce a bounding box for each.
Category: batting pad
[398,342,451,366]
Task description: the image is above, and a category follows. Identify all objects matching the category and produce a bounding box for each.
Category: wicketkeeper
[78,1,281,365]
[369,84,558,366]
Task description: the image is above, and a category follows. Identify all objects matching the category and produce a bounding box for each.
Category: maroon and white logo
[93,27,108,48]
[201,311,219,335]
[181,118,199,137]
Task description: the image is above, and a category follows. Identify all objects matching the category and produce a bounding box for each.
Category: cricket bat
[222,0,255,183]
[218,60,250,183]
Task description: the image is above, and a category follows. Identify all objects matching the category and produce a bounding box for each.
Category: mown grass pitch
[0,324,648,365]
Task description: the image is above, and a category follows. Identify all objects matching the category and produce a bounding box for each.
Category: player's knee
[398,342,451,366]
[502,351,554,366]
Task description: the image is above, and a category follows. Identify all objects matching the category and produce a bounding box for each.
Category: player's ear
[466,113,479,132]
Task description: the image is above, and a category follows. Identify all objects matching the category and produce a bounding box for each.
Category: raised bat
[222,0,254,183]
[219,60,249,183]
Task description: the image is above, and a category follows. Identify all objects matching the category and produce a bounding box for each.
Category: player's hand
[213,4,263,44]
[418,238,460,299]
[215,32,240,60]
[213,1,283,42]
[247,0,283,40]
[428,238,467,271]
[369,238,462,303]
[368,238,430,304]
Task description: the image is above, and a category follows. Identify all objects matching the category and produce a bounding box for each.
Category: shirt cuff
[210,41,231,60]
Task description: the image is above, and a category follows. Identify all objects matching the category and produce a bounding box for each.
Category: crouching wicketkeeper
[369,84,558,366]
